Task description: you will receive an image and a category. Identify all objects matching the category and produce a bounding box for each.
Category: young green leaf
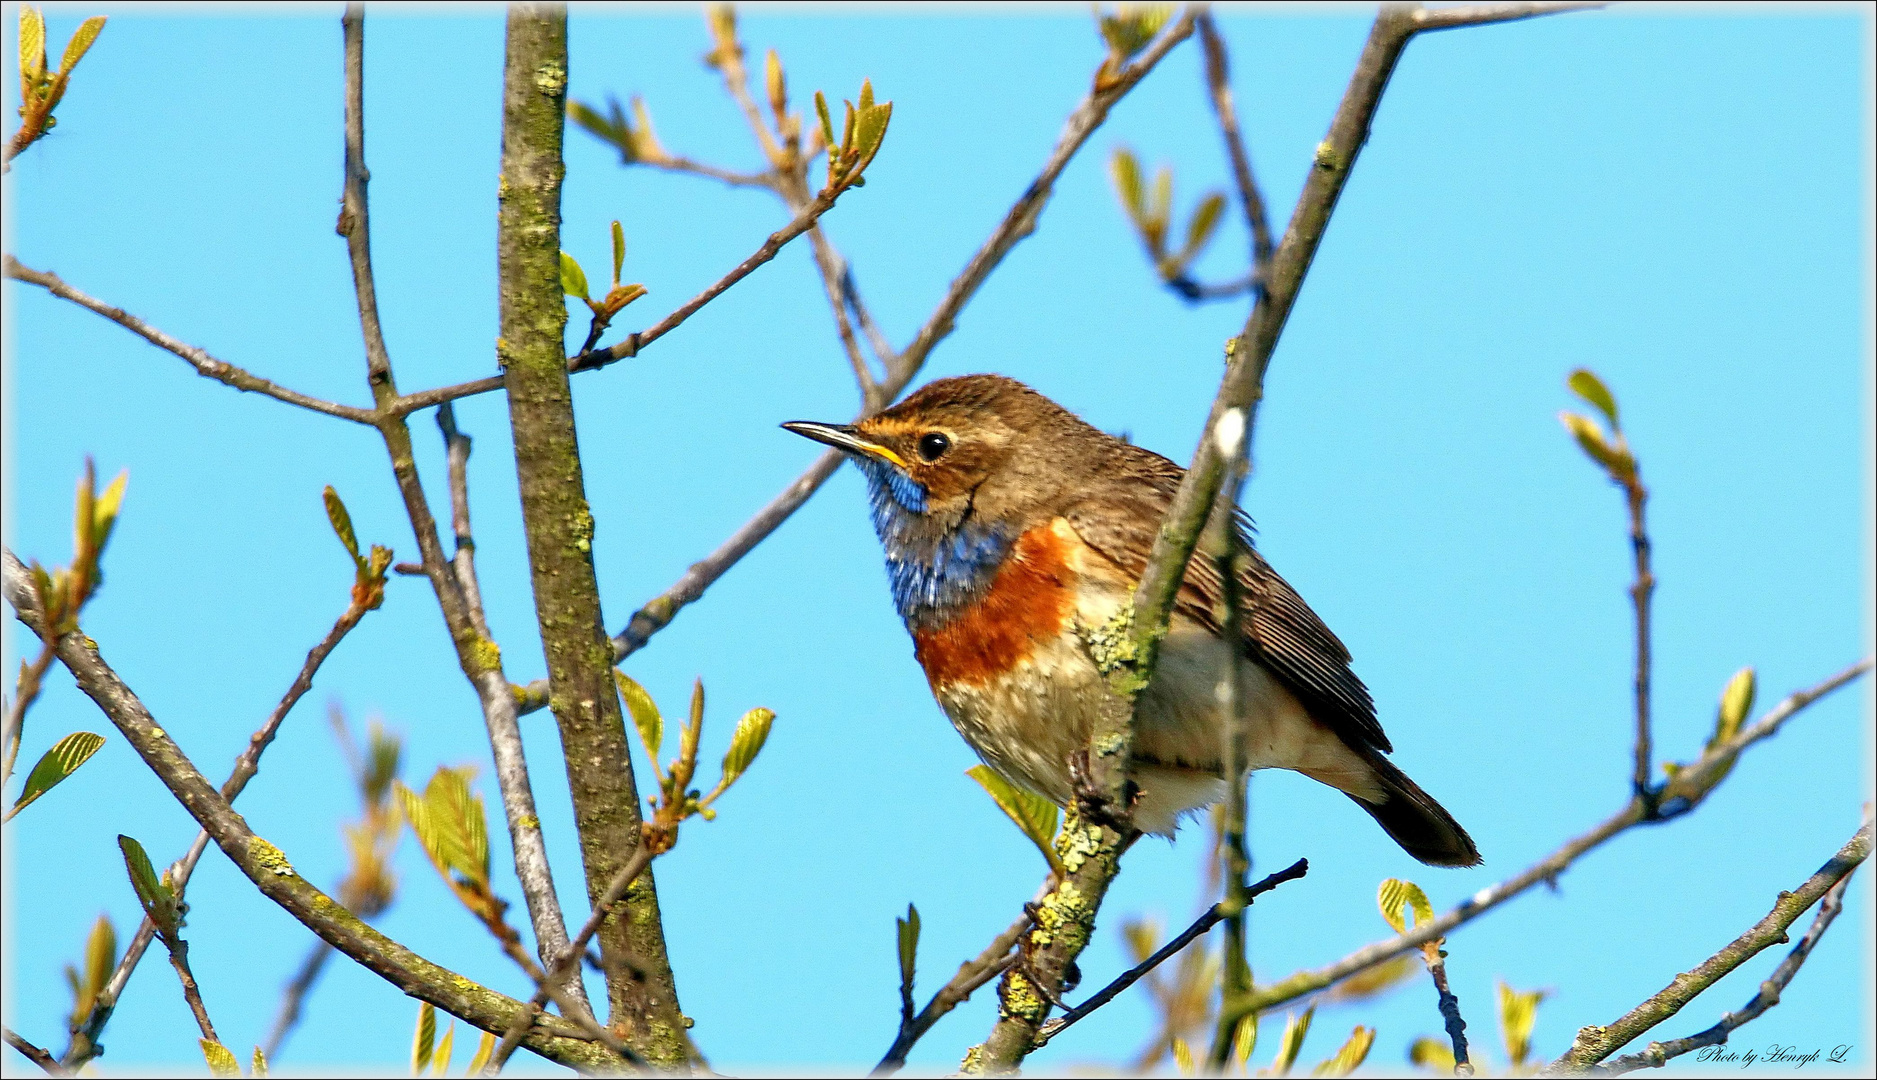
[1121,917,1158,965]
[610,220,626,288]
[1497,980,1546,1068]
[764,48,786,115]
[896,903,920,999]
[59,16,106,77]
[200,1038,240,1077]
[1232,1014,1258,1067]
[559,251,591,301]
[432,1019,455,1076]
[614,670,664,764]
[1407,1035,1457,1072]
[323,486,364,567]
[411,1000,437,1074]
[1319,955,1417,1004]
[1272,1006,1316,1076]
[852,100,893,178]
[1559,411,1631,477]
[92,469,128,557]
[1175,191,1226,272]
[965,765,1063,875]
[1147,164,1173,250]
[1567,367,1621,431]
[427,767,488,887]
[630,96,666,160]
[813,90,835,154]
[1713,666,1756,748]
[464,1030,496,1076]
[8,730,105,819]
[117,834,175,933]
[1170,1037,1195,1078]
[1377,877,1435,935]
[1110,146,1145,225]
[719,707,775,790]
[1312,1025,1374,1077]
[20,7,47,95]
[83,914,116,1005]
[1692,666,1756,786]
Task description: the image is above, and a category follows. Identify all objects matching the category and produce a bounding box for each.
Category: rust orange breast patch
[913,521,1077,688]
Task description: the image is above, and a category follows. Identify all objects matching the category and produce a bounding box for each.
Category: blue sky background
[3,4,1871,1075]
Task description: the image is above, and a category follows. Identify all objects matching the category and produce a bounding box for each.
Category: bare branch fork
[1592,861,1863,1076]
[872,913,1033,1077]
[1219,659,1871,1028]
[1,549,617,1069]
[1547,816,1873,1074]
[63,595,374,1068]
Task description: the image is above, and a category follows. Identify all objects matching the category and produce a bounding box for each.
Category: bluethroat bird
[785,374,1480,867]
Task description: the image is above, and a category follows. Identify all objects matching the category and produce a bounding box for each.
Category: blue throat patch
[856,459,1009,622]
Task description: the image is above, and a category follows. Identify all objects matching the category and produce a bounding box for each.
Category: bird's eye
[917,432,951,462]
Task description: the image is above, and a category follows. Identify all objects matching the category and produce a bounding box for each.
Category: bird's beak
[781,420,911,469]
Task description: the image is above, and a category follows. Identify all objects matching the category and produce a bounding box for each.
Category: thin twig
[338,6,591,1024]
[3,1028,68,1076]
[3,642,56,784]
[1548,817,1873,1073]
[261,941,333,1061]
[390,184,851,415]
[2,547,618,1070]
[486,846,657,1073]
[2,257,376,424]
[1218,660,1872,1028]
[65,595,372,1068]
[160,934,220,1046]
[872,912,1033,1076]
[639,154,776,190]
[1035,859,1309,1052]
[1625,465,1657,810]
[1413,1,1608,32]
[1596,870,1861,1076]
[1204,398,1257,1071]
[438,403,492,639]
[1429,949,1474,1076]
[1196,14,1273,290]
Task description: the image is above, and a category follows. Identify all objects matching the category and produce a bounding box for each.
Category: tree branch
[260,941,332,1062]
[1,256,376,424]
[486,845,657,1073]
[1549,816,1872,1073]
[1624,465,1656,810]
[338,5,590,1021]
[388,183,852,414]
[65,594,372,1068]
[1596,870,1861,1075]
[1039,858,1309,1052]
[1196,14,1273,291]
[1,548,617,1070]
[1219,660,1872,1028]
[494,8,686,1063]
[1204,398,1257,1071]
[872,912,1033,1076]
[4,1027,68,1076]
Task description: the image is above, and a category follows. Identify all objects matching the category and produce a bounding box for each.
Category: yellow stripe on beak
[780,421,912,470]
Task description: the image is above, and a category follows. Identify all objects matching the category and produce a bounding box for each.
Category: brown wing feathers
[1064,442,1390,757]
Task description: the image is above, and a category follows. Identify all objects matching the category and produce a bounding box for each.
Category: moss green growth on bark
[495,9,686,1066]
